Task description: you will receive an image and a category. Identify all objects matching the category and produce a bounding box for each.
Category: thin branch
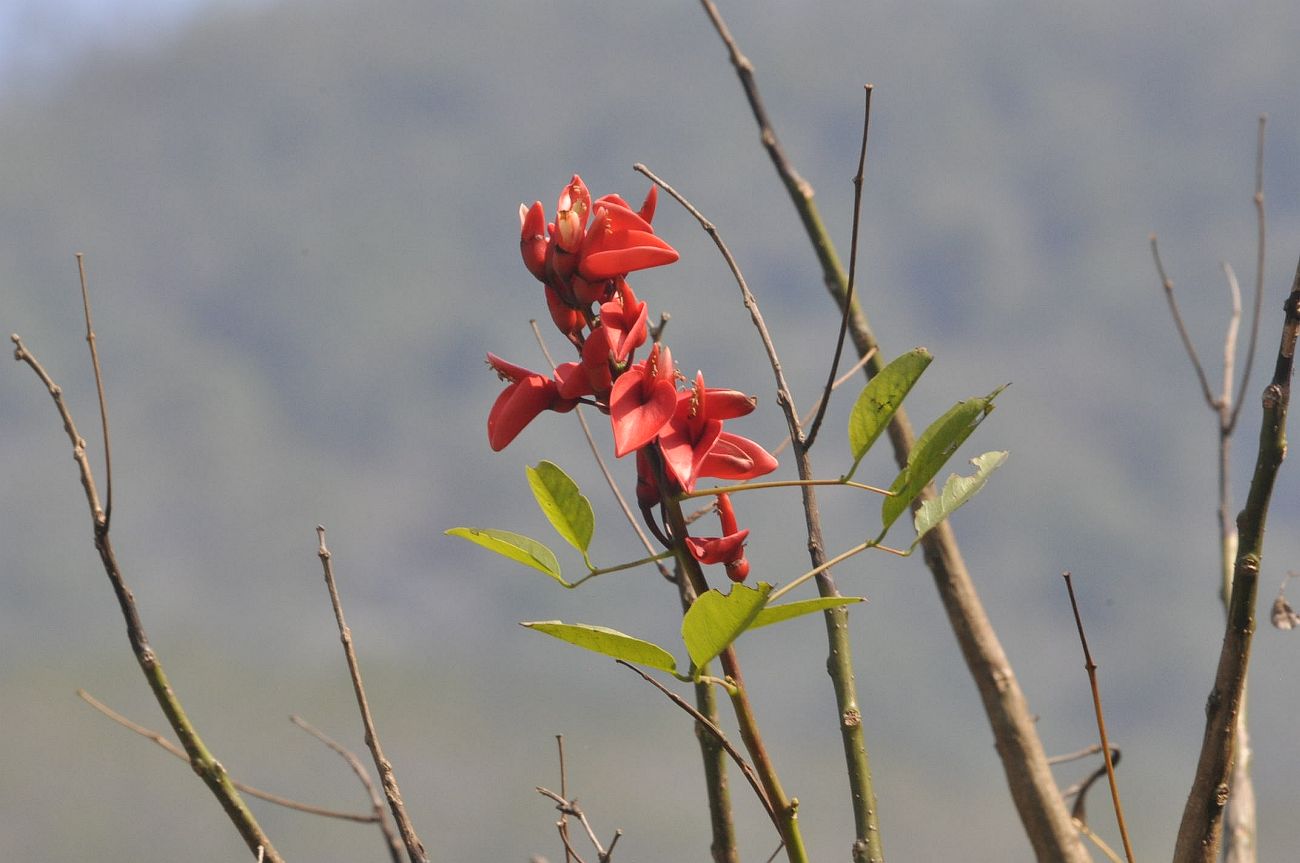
[1047,743,1105,766]
[1228,115,1268,433]
[1074,819,1126,863]
[772,348,876,457]
[1062,573,1135,863]
[634,163,804,444]
[12,331,282,862]
[76,690,376,823]
[1222,263,1243,414]
[1150,235,1218,408]
[536,787,622,863]
[316,527,429,863]
[556,736,574,863]
[805,85,872,449]
[616,660,777,825]
[290,715,405,863]
[76,254,113,528]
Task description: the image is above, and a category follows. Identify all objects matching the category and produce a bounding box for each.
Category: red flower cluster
[486,175,777,581]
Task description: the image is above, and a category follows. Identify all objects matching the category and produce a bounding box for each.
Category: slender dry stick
[772,348,876,457]
[76,254,113,527]
[804,84,872,450]
[1061,574,1135,863]
[76,689,377,824]
[617,660,777,825]
[12,324,283,863]
[316,526,430,863]
[696,4,1089,859]
[556,735,574,863]
[1173,255,1300,863]
[291,715,405,863]
[637,160,885,861]
[536,786,623,863]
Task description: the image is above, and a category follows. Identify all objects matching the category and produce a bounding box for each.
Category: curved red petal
[578,231,679,281]
[660,417,723,491]
[699,431,779,480]
[609,373,677,457]
[487,376,557,451]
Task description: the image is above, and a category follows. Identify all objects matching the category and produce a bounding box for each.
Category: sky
[0,0,258,92]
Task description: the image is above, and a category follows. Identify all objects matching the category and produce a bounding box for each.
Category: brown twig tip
[1062,572,1136,863]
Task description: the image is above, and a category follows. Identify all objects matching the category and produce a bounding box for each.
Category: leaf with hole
[845,348,932,479]
[445,527,566,585]
[526,460,595,565]
[520,621,679,674]
[880,385,1005,538]
[911,451,1008,549]
[681,582,772,671]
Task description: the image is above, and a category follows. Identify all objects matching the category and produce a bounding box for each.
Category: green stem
[567,549,676,587]
[676,477,890,500]
[695,671,740,863]
[658,479,808,863]
[671,556,739,862]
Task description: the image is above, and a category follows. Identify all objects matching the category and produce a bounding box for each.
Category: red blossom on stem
[485,353,576,452]
[492,174,777,586]
[686,493,752,583]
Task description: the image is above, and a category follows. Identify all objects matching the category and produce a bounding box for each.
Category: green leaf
[520,621,678,674]
[846,348,933,478]
[880,385,1006,536]
[911,451,1009,548]
[681,582,772,670]
[749,595,865,630]
[526,461,595,562]
[445,527,565,585]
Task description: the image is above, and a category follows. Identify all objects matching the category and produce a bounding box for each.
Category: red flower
[685,494,752,583]
[609,343,678,457]
[519,201,548,281]
[485,354,575,451]
[579,198,679,282]
[598,279,649,363]
[659,373,777,491]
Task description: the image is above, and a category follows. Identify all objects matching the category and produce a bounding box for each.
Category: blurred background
[3,1,1299,860]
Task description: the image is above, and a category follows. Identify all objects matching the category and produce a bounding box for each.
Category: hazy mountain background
[3,1,1299,860]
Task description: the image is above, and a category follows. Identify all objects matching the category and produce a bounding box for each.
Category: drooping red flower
[608,343,678,457]
[485,354,575,451]
[685,493,752,583]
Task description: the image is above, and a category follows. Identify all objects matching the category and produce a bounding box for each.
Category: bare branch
[615,660,777,826]
[76,690,377,823]
[1227,115,1268,434]
[316,527,429,863]
[13,329,282,862]
[76,254,113,528]
[1150,235,1218,408]
[291,715,405,863]
[1062,573,1135,863]
[805,85,872,449]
